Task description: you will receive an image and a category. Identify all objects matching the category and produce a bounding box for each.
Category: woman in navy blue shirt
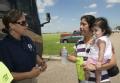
[0,9,47,83]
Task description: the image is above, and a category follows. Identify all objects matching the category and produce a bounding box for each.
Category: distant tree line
[115,26,120,30]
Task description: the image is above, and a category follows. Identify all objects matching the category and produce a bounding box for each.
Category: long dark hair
[93,17,112,36]
[2,9,23,34]
[81,15,96,31]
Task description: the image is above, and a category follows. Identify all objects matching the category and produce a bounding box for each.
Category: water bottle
[61,46,68,64]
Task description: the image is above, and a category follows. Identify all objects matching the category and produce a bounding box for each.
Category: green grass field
[43,33,75,56]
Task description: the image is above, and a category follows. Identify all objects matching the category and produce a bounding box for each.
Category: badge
[27,44,33,51]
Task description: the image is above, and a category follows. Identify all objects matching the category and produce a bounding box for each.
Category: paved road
[37,60,120,83]
[38,60,78,83]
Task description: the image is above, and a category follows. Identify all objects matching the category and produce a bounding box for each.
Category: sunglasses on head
[15,21,27,26]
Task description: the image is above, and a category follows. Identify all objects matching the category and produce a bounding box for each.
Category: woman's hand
[82,63,96,71]
[28,67,41,79]
[36,55,47,71]
[67,55,77,62]
[40,61,47,72]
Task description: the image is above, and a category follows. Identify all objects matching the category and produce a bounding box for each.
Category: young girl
[86,17,112,83]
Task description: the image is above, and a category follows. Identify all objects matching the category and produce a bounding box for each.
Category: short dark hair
[2,9,23,34]
[81,15,96,31]
[93,17,112,36]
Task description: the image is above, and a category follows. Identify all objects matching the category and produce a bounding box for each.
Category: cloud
[37,4,45,13]
[106,4,114,8]
[84,3,97,9]
[36,0,56,13]
[52,16,59,20]
[89,3,97,8]
[106,0,120,3]
[83,12,97,16]
[44,0,55,6]
[50,15,62,23]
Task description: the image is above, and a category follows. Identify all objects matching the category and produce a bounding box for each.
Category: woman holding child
[68,15,117,83]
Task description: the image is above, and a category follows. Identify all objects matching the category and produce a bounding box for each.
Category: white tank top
[89,36,112,61]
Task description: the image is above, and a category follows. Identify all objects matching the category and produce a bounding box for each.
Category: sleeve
[0,42,14,72]
[33,42,42,56]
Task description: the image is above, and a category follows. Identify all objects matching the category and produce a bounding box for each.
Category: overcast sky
[36,0,120,33]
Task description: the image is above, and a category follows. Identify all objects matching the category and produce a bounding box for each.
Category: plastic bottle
[61,46,68,64]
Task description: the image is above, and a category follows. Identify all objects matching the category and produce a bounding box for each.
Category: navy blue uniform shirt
[0,34,37,72]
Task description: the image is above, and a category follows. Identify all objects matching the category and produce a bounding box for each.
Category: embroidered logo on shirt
[27,44,33,51]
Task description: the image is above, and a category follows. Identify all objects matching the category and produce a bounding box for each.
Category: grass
[43,33,75,56]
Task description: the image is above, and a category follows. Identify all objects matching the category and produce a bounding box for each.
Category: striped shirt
[75,39,110,83]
